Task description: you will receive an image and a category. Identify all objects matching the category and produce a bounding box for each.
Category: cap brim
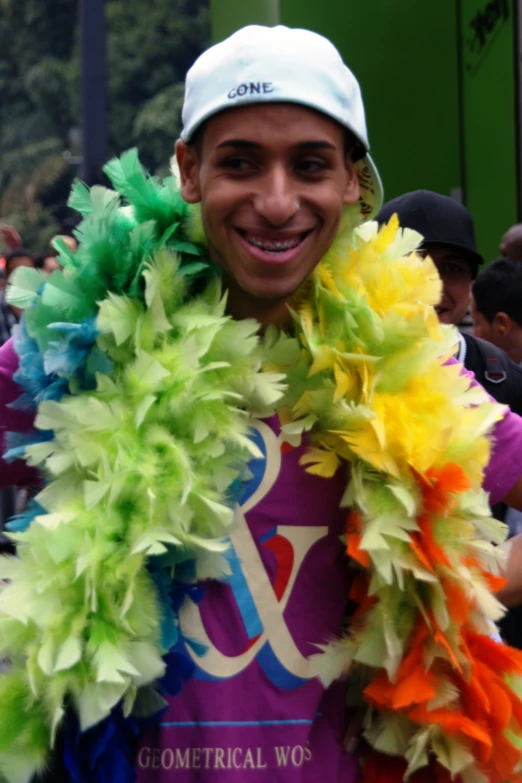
[355,153,383,221]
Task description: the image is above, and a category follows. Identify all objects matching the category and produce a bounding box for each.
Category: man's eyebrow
[215,140,338,151]
[295,141,337,151]
[216,139,261,150]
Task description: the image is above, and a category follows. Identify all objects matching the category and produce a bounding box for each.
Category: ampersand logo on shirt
[179,420,328,689]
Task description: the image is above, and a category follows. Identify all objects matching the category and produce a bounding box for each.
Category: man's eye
[218,157,254,171]
[445,263,465,273]
[295,159,329,174]
[439,262,469,277]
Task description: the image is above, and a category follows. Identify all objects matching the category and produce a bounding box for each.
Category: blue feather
[11,316,111,415]
[160,637,198,696]
[148,563,205,654]
[62,707,143,783]
[11,320,69,409]
[3,429,53,463]
[44,319,99,377]
[6,499,46,533]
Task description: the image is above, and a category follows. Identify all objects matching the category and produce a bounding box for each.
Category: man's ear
[493,312,512,335]
[175,139,201,204]
[343,159,361,206]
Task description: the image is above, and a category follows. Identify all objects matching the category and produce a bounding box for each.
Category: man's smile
[177,102,361,308]
[234,227,315,265]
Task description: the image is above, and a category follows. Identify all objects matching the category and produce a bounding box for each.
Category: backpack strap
[483,356,508,385]
[461,332,522,412]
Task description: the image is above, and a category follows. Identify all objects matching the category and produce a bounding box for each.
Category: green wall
[210,0,279,41]
[209,0,520,262]
[280,0,461,206]
[459,0,518,262]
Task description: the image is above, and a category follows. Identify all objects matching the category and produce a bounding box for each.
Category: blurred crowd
[0,225,78,343]
[0,224,78,553]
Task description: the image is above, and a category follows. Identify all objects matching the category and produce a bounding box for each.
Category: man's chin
[435,310,453,325]
[221,264,305,301]
[241,285,297,303]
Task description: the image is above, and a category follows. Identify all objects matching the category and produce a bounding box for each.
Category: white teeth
[245,236,301,252]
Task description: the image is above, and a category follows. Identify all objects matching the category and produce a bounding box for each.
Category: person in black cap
[377,189,522,649]
[376,190,522,409]
[376,190,482,326]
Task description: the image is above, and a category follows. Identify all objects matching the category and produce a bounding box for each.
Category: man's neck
[225,278,294,332]
[507,345,522,365]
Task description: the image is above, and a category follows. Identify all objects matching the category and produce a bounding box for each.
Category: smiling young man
[177,103,359,325]
[136,27,378,783]
[4,25,522,783]
[176,48,371,329]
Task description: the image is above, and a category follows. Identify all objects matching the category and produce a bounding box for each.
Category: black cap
[375,190,484,277]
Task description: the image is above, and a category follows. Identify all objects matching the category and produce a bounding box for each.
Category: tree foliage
[0,0,209,250]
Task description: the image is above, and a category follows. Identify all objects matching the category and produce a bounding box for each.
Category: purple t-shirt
[2,339,522,782]
[136,417,358,782]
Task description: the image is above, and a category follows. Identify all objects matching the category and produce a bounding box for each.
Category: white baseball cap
[181,25,383,220]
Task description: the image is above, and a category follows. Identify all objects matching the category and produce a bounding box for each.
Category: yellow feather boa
[266,213,522,783]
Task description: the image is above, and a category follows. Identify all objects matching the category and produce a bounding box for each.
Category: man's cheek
[206,241,227,272]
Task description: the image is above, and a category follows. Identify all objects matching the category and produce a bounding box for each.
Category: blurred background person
[376,190,522,409]
[0,248,35,344]
[0,247,36,556]
[54,233,78,253]
[501,224,522,261]
[40,249,61,273]
[472,258,522,366]
[0,225,23,293]
[472,259,522,643]
[376,190,480,328]
[39,234,78,273]
[0,225,23,251]
[37,234,78,274]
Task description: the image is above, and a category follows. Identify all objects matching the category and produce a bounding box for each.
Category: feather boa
[1,149,522,783]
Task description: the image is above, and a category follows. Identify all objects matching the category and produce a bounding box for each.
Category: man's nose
[253,166,298,226]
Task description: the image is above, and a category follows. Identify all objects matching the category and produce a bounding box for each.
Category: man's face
[5,255,34,318]
[6,256,33,283]
[471,297,522,362]
[53,235,78,253]
[425,245,473,325]
[470,299,495,343]
[43,255,62,273]
[176,103,360,301]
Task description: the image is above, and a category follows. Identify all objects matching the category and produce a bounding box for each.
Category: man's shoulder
[462,332,522,414]
[462,332,509,365]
